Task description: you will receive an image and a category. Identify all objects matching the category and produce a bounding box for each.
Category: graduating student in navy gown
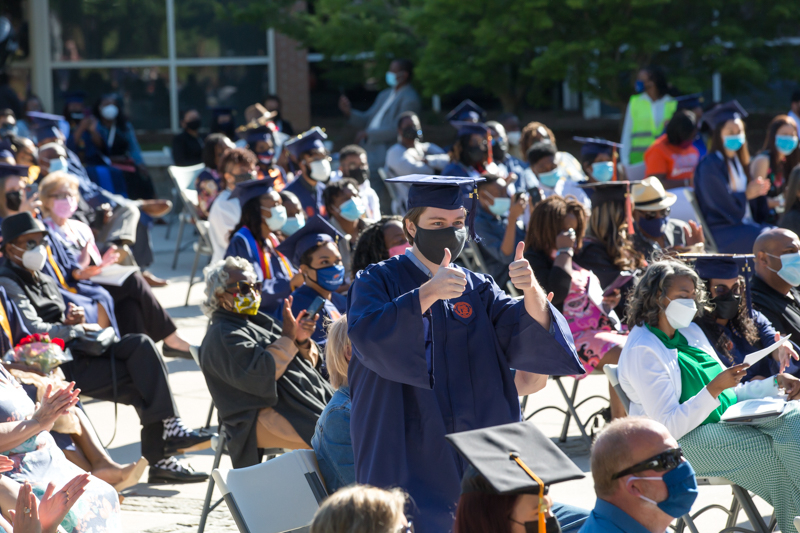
[239,118,287,190]
[225,179,300,316]
[346,174,584,533]
[277,216,347,348]
[283,128,330,218]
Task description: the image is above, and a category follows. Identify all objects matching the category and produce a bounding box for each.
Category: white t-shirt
[208,189,241,264]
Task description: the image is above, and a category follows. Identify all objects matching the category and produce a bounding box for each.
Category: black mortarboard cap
[445,99,486,123]
[28,111,64,143]
[680,253,755,310]
[574,137,623,159]
[579,181,634,235]
[0,163,30,179]
[1,212,46,246]
[701,100,748,130]
[447,421,584,497]
[387,174,485,241]
[284,127,328,159]
[238,120,277,147]
[451,121,491,138]
[675,93,705,111]
[276,215,343,266]
[230,177,275,207]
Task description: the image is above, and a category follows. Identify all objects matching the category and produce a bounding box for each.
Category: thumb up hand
[428,248,467,301]
[508,241,537,292]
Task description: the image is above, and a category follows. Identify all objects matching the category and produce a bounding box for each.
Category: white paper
[89,264,139,287]
[587,275,605,312]
[743,334,792,366]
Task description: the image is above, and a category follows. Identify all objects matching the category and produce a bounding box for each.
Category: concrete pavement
[87,222,775,532]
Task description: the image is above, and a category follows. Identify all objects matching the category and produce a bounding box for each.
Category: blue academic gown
[0,285,31,351]
[289,284,346,348]
[284,175,326,218]
[694,152,771,253]
[225,227,296,316]
[346,253,584,533]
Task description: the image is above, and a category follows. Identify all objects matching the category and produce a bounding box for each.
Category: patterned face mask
[232,293,261,315]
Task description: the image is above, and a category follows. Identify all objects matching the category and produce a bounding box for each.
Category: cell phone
[305,296,326,319]
[513,191,528,202]
[25,183,38,199]
[527,187,543,206]
[602,271,638,297]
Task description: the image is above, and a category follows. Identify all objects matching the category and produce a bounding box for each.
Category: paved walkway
[88,223,775,532]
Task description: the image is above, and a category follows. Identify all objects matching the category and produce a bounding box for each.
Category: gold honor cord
[510,452,546,533]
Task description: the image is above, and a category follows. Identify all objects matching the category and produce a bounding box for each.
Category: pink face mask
[388,243,411,257]
[52,196,78,219]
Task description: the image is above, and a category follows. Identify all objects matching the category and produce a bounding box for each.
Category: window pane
[177,65,269,127]
[53,67,170,130]
[175,0,266,58]
[4,0,29,61]
[49,0,167,60]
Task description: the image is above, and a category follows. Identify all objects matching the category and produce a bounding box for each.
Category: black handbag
[67,327,117,357]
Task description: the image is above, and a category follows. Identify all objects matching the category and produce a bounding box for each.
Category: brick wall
[275,32,310,132]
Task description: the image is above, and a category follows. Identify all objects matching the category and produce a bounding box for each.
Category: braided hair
[352,216,402,274]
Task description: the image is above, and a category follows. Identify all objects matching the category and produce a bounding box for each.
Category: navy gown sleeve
[0,286,30,349]
[346,265,430,389]
[694,156,747,227]
[480,275,585,376]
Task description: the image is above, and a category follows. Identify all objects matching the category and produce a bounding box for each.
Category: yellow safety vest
[628,95,677,164]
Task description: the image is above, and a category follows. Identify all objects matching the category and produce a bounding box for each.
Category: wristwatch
[556,248,573,257]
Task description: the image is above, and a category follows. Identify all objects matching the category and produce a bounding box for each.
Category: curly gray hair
[625,259,708,328]
[201,256,257,317]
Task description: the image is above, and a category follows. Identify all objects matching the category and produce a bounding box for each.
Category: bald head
[754,228,799,256]
[591,417,676,498]
[753,228,800,293]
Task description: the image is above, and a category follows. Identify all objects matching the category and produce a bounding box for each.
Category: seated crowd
[3,60,800,533]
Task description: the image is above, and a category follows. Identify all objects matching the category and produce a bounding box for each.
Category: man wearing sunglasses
[631,177,704,261]
[583,417,698,533]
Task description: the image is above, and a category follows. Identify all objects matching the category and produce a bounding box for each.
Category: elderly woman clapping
[617,259,800,532]
[199,257,334,468]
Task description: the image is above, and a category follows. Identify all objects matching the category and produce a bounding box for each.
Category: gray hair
[201,256,257,317]
[39,142,66,157]
[625,259,707,328]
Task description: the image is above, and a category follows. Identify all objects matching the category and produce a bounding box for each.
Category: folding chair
[211,450,328,533]
[377,167,409,215]
[167,163,205,270]
[603,365,774,533]
[524,376,609,446]
[188,346,215,430]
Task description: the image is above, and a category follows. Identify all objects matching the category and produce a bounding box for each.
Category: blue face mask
[591,161,615,182]
[385,71,398,87]
[338,197,366,222]
[723,133,746,152]
[488,196,511,216]
[281,214,305,236]
[537,168,561,189]
[628,461,698,519]
[638,216,668,237]
[0,124,18,137]
[635,80,645,94]
[313,263,346,292]
[776,134,799,155]
[767,251,800,286]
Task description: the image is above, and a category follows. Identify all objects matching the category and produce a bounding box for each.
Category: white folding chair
[212,450,328,533]
[602,365,773,533]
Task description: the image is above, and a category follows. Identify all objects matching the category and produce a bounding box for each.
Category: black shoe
[164,429,214,456]
[148,459,208,484]
[161,344,192,360]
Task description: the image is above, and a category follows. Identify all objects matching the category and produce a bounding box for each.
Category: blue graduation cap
[675,93,705,111]
[0,163,30,179]
[386,174,485,241]
[237,120,276,147]
[451,121,490,138]
[681,253,755,310]
[63,91,86,104]
[445,99,486,123]
[283,127,327,159]
[276,215,343,266]
[573,136,622,159]
[701,100,748,130]
[230,177,271,207]
[28,111,65,143]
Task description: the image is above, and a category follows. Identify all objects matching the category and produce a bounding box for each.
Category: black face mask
[5,190,21,212]
[345,168,369,185]
[413,225,467,265]
[712,291,741,320]
[462,146,486,166]
[402,127,422,141]
[492,143,506,162]
[518,516,562,533]
[186,119,202,131]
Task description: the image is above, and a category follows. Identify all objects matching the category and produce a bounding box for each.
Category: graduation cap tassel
[486,131,493,165]
[510,453,547,533]
[468,183,481,243]
[612,147,618,182]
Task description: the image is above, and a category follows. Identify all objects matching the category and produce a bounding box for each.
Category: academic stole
[46,246,78,294]
[0,299,13,346]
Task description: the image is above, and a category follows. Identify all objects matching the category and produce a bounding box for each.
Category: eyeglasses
[612,448,683,479]
[225,280,262,294]
[232,171,257,181]
[48,192,74,200]
[16,238,43,251]
[642,207,671,220]
[712,282,743,297]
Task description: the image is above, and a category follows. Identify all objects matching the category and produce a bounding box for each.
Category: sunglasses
[226,281,262,295]
[712,282,743,297]
[612,448,683,479]
[642,207,670,220]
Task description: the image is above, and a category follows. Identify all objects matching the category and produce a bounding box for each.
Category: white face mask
[49,156,68,174]
[101,104,119,120]
[13,244,47,272]
[665,298,697,330]
[261,205,288,231]
[308,159,331,182]
[506,131,521,146]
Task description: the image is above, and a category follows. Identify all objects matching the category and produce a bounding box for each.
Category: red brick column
[274,32,310,132]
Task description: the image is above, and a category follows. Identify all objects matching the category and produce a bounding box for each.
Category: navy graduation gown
[0,286,31,351]
[225,228,296,316]
[346,255,584,533]
[289,284,346,347]
[284,175,326,218]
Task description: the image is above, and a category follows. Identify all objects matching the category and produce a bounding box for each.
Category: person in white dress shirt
[329,145,381,223]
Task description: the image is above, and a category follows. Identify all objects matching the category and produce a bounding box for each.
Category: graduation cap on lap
[445,99,486,123]
[679,253,755,310]
[387,174,485,241]
[579,181,635,235]
[276,215,343,266]
[284,127,328,159]
[447,421,584,533]
[701,100,748,130]
[27,111,65,144]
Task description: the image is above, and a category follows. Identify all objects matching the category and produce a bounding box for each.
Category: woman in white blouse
[618,259,800,532]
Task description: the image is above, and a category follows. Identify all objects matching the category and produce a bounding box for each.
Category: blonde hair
[38,171,80,218]
[325,315,351,389]
[309,485,407,533]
